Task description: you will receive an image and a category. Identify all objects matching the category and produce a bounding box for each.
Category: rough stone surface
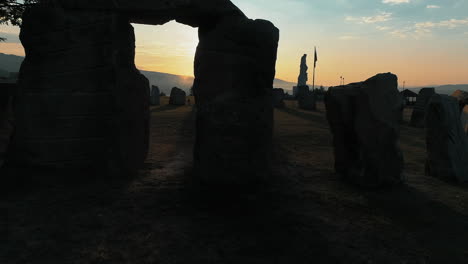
[150,85,160,106]
[462,105,468,136]
[451,89,468,111]
[169,87,186,106]
[12,6,150,175]
[425,94,468,182]
[297,54,308,87]
[325,73,404,188]
[410,87,436,127]
[272,88,285,108]
[0,83,15,168]
[193,16,279,186]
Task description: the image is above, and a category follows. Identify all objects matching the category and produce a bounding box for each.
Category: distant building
[400,89,418,106]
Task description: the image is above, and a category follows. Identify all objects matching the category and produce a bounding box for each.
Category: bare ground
[1,98,468,263]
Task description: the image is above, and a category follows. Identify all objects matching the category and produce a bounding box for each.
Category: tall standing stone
[297,54,308,87]
[410,87,436,127]
[0,82,15,168]
[12,6,150,175]
[150,85,160,106]
[425,95,468,182]
[169,87,186,106]
[193,16,279,186]
[325,73,404,188]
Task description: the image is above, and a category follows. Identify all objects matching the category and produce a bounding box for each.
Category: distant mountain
[0,53,23,73]
[405,85,468,95]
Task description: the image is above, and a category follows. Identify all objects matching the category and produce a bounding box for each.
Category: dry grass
[2,99,468,263]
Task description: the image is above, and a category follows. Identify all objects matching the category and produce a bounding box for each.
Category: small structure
[272,88,285,108]
[325,73,404,188]
[400,89,417,106]
[150,85,160,106]
[410,87,436,127]
[462,105,468,136]
[451,89,468,111]
[169,87,186,106]
[425,94,468,182]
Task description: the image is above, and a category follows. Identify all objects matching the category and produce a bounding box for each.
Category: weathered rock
[0,82,15,168]
[425,94,468,182]
[272,88,285,108]
[150,85,161,106]
[169,87,186,106]
[12,6,150,175]
[410,87,435,127]
[325,73,404,188]
[297,54,308,87]
[193,16,279,186]
[296,86,316,111]
[451,89,468,111]
[462,105,468,136]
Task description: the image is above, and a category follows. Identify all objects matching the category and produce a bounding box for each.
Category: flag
[314,47,318,68]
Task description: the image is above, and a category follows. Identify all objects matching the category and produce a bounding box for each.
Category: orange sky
[1,0,468,87]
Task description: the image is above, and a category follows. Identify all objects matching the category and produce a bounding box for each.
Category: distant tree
[0,0,39,41]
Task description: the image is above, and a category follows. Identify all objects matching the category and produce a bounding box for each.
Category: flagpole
[312,46,316,92]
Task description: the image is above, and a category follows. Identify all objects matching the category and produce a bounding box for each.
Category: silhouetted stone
[462,106,468,136]
[425,94,468,182]
[410,88,436,127]
[297,54,308,87]
[272,88,285,108]
[0,82,15,168]
[193,16,279,186]
[150,85,161,106]
[12,6,150,175]
[296,86,316,111]
[325,73,404,188]
[451,89,468,111]
[169,87,186,106]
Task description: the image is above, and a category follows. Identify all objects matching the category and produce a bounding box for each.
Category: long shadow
[151,104,184,113]
[277,107,329,129]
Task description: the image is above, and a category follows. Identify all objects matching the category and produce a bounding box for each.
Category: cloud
[387,18,468,39]
[376,26,392,31]
[346,12,392,24]
[426,5,440,8]
[382,0,410,5]
[415,18,468,29]
[339,35,359,40]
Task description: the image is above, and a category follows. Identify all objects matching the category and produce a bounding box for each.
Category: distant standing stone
[325,73,404,188]
[462,106,468,136]
[297,54,308,87]
[425,94,468,182]
[272,88,285,108]
[410,87,436,127]
[296,85,316,111]
[169,87,186,106]
[150,85,160,106]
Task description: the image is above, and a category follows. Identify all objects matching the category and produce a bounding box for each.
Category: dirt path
[2,100,468,263]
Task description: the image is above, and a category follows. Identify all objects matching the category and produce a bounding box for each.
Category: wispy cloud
[387,18,468,39]
[346,12,392,24]
[426,5,440,9]
[339,35,360,40]
[382,0,410,5]
[415,18,468,29]
[376,26,392,31]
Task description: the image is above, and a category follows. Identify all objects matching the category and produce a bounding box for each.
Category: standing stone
[296,86,316,111]
[12,6,150,175]
[451,89,468,111]
[0,82,15,168]
[461,105,468,136]
[272,88,285,108]
[425,94,468,182]
[193,16,279,186]
[297,54,308,87]
[169,87,186,106]
[325,73,404,188]
[150,85,160,106]
[410,87,436,127]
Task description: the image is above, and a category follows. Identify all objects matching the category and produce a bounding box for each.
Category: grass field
[1,98,468,263]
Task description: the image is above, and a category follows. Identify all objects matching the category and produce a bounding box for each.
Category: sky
[1,0,468,87]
